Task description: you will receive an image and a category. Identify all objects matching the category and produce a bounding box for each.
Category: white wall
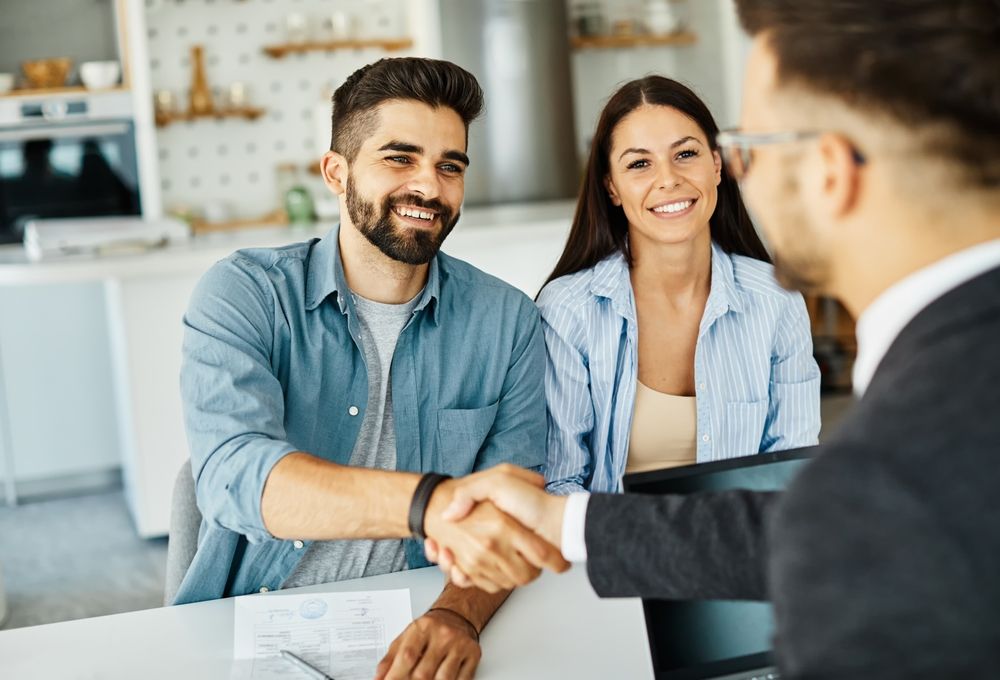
[569,0,751,158]
[717,0,753,126]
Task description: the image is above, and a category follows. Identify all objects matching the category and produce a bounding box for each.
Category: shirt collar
[305,224,441,324]
[589,241,744,326]
[706,240,744,315]
[853,237,1000,397]
[590,251,635,324]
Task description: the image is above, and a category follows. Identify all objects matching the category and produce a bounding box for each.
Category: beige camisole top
[625,381,698,474]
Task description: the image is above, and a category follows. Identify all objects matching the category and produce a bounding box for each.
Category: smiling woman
[537,76,821,495]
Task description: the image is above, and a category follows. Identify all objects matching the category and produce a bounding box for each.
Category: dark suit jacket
[584,265,1000,678]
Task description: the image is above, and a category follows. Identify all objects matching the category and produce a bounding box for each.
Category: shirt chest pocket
[720,399,769,457]
[433,402,500,476]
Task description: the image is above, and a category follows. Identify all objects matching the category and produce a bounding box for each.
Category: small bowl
[0,73,14,95]
[80,61,121,90]
[22,58,72,89]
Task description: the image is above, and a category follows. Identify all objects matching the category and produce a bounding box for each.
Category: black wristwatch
[408,472,452,541]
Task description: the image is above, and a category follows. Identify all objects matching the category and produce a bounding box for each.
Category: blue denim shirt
[174,226,546,604]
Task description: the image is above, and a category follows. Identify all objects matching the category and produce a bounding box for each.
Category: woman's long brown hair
[542,76,770,291]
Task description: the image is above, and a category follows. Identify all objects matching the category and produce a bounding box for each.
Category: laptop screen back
[622,447,816,679]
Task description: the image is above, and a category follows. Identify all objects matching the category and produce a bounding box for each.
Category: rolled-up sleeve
[761,292,822,452]
[180,256,298,543]
[537,287,594,495]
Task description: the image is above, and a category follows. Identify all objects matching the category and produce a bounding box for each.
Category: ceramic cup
[80,61,121,90]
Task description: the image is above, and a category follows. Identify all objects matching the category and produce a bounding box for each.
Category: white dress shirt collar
[853,238,1000,396]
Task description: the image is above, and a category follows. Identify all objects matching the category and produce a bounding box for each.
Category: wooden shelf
[190,209,288,235]
[0,85,128,100]
[571,31,697,50]
[155,106,266,128]
[263,38,414,59]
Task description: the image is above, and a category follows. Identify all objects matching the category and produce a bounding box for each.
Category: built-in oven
[0,93,141,245]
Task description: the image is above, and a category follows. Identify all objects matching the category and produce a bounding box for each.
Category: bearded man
[175,57,567,680]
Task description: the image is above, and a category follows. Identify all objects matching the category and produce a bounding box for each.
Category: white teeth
[653,200,693,214]
[396,207,435,220]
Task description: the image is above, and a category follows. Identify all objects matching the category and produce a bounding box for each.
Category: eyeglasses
[715,129,866,181]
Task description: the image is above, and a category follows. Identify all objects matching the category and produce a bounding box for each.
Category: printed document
[230,588,412,679]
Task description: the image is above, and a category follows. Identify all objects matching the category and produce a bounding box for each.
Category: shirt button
[259,586,270,593]
[348,406,359,416]
[699,382,706,390]
[293,540,304,550]
[702,434,710,442]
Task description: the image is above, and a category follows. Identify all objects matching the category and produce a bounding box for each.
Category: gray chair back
[163,460,202,605]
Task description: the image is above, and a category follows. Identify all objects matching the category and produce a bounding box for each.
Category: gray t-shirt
[282,289,420,588]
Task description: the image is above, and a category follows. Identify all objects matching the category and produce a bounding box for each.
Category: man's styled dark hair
[735,0,1000,187]
[330,57,484,161]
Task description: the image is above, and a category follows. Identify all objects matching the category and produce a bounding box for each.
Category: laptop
[622,446,817,680]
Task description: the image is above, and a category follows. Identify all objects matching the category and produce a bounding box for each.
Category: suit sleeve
[584,489,779,600]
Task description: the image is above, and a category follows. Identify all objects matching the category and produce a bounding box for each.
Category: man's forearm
[261,452,421,540]
[429,581,512,636]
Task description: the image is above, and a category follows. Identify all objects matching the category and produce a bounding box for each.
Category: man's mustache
[387,194,447,214]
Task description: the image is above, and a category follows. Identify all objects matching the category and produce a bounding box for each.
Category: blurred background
[0,0,855,630]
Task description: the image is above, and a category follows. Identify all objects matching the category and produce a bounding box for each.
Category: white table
[0,566,653,680]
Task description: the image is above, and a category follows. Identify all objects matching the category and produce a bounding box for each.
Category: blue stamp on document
[300,598,328,619]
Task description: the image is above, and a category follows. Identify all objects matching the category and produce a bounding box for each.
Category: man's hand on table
[424,465,570,589]
[375,608,481,680]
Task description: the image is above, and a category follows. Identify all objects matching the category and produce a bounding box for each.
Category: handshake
[420,465,573,592]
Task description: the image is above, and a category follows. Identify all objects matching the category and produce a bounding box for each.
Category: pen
[279,649,336,680]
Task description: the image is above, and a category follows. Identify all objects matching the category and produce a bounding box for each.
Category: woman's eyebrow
[618,136,702,161]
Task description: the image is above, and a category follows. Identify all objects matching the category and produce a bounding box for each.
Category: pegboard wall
[145,0,414,220]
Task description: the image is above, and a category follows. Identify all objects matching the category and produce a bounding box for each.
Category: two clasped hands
[420,465,573,592]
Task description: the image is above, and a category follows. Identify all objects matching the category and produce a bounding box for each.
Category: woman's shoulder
[727,252,803,309]
[536,253,626,312]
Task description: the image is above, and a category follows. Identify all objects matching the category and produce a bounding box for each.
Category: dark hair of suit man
[729,0,1000,304]
[736,0,1000,187]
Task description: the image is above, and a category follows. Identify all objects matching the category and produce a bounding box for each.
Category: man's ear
[321,150,349,195]
[816,133,862,218]
[604,175,622,206]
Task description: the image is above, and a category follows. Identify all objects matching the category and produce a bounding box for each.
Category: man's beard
[345,175,460,265]
[760,172,830,295]
[772,250,829,295]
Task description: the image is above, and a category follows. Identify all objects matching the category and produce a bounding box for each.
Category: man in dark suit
[427,1,1000,676]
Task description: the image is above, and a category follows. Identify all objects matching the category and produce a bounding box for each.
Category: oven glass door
[0,120,142,244]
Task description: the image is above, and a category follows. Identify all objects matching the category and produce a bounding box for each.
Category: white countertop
[0,200,575,287]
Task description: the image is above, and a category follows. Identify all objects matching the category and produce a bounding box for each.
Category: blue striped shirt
[538,241,821,494]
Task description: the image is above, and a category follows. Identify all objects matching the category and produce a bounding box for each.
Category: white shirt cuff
[560,492,590,563]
